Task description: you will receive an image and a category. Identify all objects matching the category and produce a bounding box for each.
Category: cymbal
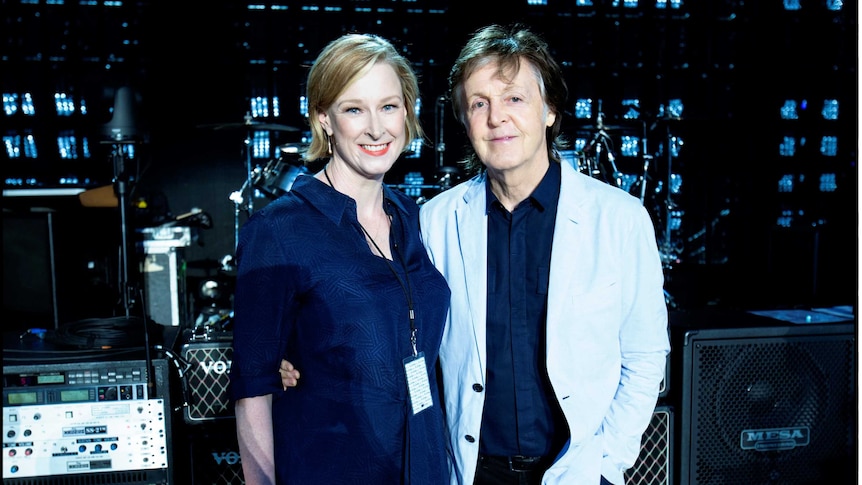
[573,122,636,131]
[278,142,308,154]
[198,120,300,132]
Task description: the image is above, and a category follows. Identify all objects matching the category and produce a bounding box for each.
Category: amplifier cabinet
[186,421,245,485]
[182,336,235,424]
[678,321,855,485]
[625,405,673,485]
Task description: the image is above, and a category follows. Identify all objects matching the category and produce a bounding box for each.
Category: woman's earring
[327,135,332,155]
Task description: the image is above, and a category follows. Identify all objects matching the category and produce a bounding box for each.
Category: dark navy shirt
[480,161,569,458]
[230,175,451,484]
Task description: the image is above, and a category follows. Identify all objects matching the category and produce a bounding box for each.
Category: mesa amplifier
[676,312,855,485]
[181,332,235,424]
[2,358,173,485]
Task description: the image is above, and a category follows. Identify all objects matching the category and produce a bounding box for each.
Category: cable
[47,316,149,349]
[153,344,192,412]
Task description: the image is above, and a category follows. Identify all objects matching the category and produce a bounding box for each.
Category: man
[418,24,670,485]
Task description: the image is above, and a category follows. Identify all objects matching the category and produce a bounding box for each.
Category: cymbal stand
[229,174,254,254]
[586,102,622,188]
[243,116,255,215]
[434,95,447,170]
[656,124,679,309]
[657,120,682,309]
[639,120,652,205]
[228,115,260,253]
[585,130,622,188]
[660,122,678,266]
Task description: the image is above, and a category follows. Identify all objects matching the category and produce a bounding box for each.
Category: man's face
[461,60,556,174]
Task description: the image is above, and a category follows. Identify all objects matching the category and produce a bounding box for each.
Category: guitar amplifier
[187,421,245,485]
[624,405,673,485]
[181,332,235,424]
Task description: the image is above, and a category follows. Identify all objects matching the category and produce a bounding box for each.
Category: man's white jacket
[419,160,670,485]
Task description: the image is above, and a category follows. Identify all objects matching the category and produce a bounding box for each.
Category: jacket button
[472,383,483,392]
[465,435,475,443]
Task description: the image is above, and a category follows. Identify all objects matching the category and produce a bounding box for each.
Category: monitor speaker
[677,320,855,485]
[625,405,673,485]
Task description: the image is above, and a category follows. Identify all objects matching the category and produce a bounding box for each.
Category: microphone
[102,86,141,141]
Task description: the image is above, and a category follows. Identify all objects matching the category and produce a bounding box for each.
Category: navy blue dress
[230,174,451,485]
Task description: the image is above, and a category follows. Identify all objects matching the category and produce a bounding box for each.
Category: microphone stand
[104,139,138,317]
[101,86,160,401]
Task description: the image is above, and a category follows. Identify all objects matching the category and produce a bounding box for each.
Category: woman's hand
[279,360,300,390]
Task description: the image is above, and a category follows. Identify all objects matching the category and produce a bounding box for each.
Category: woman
[230,33,451,485]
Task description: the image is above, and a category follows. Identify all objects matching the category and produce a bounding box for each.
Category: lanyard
[323,166,418,356]
[358,210,419,357]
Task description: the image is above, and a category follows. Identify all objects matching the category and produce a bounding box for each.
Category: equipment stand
[107,140,138,317]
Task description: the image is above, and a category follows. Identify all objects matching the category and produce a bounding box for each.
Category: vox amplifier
[624,405,673,485]
[181,332,235,424]
[187,421,245,484]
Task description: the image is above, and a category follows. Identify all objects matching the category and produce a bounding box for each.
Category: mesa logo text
[740,427,810,451]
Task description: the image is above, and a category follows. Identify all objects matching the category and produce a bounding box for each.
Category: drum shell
[254,159,308,198]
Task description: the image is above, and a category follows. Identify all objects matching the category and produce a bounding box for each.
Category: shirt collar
[291,174,409,225]
[484,161,562,213]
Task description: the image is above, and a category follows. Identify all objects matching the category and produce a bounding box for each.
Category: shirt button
[472,383,483,392]
[465,435,476,443]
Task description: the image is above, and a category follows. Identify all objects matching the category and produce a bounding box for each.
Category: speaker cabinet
[187,421,245,485]
[181,333,235,424]
[675,315,855,485]
[625,405,673,485]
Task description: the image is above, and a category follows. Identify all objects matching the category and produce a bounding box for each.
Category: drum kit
[574,110,686,307]
[196,115,307,254]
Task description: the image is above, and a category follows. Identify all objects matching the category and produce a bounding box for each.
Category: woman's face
[319,62,408,180]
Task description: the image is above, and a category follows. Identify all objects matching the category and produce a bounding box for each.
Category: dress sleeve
[230,212,296,401]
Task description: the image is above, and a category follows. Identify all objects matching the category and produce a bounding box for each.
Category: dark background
[2,0,857,327]
[1,2,857,484]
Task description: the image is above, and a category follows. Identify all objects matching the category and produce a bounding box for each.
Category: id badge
[403,352,433,415]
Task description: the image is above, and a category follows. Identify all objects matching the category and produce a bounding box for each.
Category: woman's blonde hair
[303,33,424,162]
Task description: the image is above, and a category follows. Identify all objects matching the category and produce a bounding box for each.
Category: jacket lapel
[454,176,490,365]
